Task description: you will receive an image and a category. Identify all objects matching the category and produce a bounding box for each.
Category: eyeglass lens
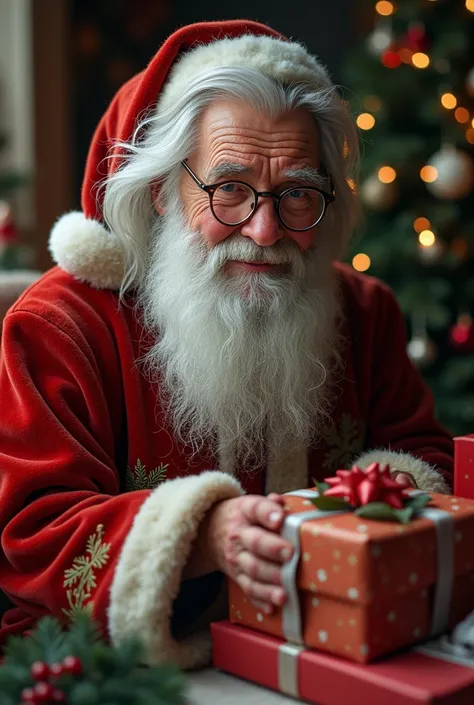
[211,183,325,230]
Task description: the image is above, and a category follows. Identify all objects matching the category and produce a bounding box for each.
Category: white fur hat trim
[49,211,124,290]
[158,34,332,114]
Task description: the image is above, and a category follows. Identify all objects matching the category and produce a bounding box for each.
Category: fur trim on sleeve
[354,449,451,494]
[108,471,243,669]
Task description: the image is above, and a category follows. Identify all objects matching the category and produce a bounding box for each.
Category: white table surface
[187,667,298,704]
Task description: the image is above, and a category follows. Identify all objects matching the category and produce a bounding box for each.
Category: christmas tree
[343,0,474,435]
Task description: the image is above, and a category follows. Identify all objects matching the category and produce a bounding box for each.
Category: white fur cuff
[354,449,451,494]
[108,471,243,669]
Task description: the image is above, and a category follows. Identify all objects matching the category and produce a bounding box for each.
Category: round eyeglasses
[181,161,335,232]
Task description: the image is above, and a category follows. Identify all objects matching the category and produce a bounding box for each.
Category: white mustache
[199,234,306,271]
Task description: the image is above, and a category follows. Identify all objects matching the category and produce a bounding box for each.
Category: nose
[239,196,284,247]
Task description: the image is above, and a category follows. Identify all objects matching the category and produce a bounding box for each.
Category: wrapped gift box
[229,490,474,663]
[455,435,474,499]
[212,620,474,705]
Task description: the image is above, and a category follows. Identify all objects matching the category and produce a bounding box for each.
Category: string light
[399,48,413,64]
[418,230,436,247]
[466,128,474,144]
[455,107,470,123]
[363,95,383,112]
[471,118,474,128]
[414,217,431,233]
[466,0,474,12]
[382,51,402,69]
[356,113,376,130]
[420,165,438,182]
[412,52,430,69]
[378,166,397,183]
[375,1,395,16]
[441,93,457,109]
[352,253,371,272]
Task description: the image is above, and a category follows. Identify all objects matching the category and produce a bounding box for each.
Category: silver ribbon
[281,489,349,644]
[278,643,305,697]
[422,507,454,637]
[277,488,457,695]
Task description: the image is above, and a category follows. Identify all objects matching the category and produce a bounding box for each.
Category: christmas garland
[0,613,186,705]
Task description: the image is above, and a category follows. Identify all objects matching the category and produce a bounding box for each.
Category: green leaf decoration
[355,502,400,521]
[392,506,415,525]
[0,613,187,704]
[126,460,168,492]
[355,499,427,525]
[310,495,350,511]
[404,493,431,513]
[312,479,330,494]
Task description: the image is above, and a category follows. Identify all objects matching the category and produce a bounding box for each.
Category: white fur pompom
[49,211,125,290]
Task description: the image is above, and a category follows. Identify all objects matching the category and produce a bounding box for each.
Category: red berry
[51,690,67,703]
[50,662,64,678]
[30,661,50,681]
[33,682,54,702]
[62,655,82,677]
[21,688,36,703]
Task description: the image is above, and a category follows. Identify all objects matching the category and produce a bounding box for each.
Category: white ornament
[367,23,393,56]
[407,334,436,366]
[424,146,474,200]
[466,67,474,97]
[360,173,398,211]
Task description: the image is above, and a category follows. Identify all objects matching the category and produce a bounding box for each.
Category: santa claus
[0,20,453,668]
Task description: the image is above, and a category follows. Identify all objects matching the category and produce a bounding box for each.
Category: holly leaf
[404,493,431,513]
[310,495,349,511]
[392,506,415,525]
[311,479,330,495]
[355,502,399,521]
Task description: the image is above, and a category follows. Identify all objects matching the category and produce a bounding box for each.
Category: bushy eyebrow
[206,163,330,189]
[283,166,329,189]
[206,162,251,182]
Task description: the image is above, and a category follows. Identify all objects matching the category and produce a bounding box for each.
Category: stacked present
[212,457,474,704]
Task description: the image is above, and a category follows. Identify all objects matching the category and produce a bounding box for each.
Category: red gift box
[212,620,474,705]
[455,436,474,499]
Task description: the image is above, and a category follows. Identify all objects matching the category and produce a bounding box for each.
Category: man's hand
[392,472,417,488]
[204,493,293,615]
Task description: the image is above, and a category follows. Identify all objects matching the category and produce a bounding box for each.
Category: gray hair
[102,66,360,296]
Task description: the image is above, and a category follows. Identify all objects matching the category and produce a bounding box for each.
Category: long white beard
[137,197,342,470]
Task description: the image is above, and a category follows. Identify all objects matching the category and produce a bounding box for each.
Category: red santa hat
[50,20,332,289]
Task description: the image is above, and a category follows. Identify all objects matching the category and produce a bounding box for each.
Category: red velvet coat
[0,261,453,668]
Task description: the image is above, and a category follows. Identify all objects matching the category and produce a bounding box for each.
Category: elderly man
[0,20,452,668]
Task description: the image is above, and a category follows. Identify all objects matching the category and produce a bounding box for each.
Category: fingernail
[280,547,292,562]
[272,588,285,605]
[264,604,272,615]
[269,511,282,525]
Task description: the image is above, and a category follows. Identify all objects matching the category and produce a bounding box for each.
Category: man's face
[178,99,320,276]
[142,99,338,467]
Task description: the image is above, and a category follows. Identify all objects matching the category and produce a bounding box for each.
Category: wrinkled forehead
[193,98,320,176]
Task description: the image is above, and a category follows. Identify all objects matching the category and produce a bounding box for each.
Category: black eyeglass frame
[181,160,336,232]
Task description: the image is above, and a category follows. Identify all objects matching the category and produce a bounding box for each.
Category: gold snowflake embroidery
[62,524,110,621]
[321,413,364,472]
[125,459,168,491]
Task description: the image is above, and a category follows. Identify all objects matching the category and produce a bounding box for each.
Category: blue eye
[220,183,236,193]
[288,189,305,199]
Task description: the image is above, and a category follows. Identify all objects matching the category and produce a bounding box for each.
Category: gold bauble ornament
[360,173,398,211]
[424,145,474,200]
